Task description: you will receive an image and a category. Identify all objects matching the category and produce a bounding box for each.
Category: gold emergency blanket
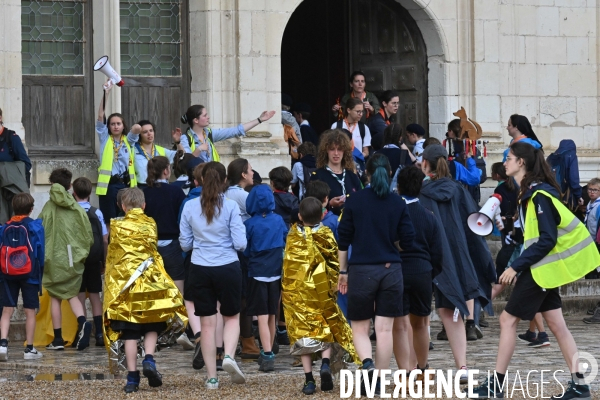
[282,223,360,374]
[102,208,187,365]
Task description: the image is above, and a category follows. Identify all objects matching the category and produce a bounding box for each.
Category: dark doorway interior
[281,0,429,137]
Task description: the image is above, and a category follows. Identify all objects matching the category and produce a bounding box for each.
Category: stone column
[0,0,24,138]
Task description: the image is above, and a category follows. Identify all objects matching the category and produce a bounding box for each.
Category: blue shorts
[0,280,40,309]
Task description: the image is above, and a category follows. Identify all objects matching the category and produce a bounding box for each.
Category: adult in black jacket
[311,129,362,216]
[337,154,415,383]
[0,108,31,186]
[418,144,495,382]
[367,90,399,145]
[375,124,416,174]
[394,166,443,373]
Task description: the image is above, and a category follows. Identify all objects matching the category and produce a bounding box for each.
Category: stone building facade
[1,0,600,214]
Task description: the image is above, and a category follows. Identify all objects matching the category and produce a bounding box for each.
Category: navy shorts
[0,280,39,309]
[246,278,281,316]
[401,272,433,317]
[347,263,403,321]
[504,268,562,321]
[187,261,242,317]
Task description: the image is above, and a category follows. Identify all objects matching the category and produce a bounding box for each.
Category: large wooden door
[119,0,190,147]
[21,0,95,157]
[349,0,428,130]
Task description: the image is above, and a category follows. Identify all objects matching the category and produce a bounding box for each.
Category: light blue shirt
[77,201,108,236]
[181,125,246,162]
[96,121,134,176]
[225,185,251,222]
[127,134,177,184]
[179,195,247,266]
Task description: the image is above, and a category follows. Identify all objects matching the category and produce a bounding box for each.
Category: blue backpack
[0,221,34,279]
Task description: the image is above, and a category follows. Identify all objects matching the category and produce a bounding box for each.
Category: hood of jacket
[246,184,275,216]
[273,191,298,214]
[555,139,576,154]
[420,178,463,203]
[299,154,316,168]
[520,182,561,204]
[49,183,79,210]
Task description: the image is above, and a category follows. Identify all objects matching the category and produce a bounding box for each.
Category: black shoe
[464,376,504,399]
[479,311,489,328]
[259,353,275,372]
[437,327,448,341]
[528,334,551,348]
[551,380,591,399]
[302,381,316,395]
[272,338,279,355]
[466,324,478,341]
[320,363,333,392]
[75,321,92,350]
[429,341,434,350]
[518,329,536,343]
[95,334,104,347]
[192,340,205,370]
[123,382,139,394]
[475,325,484,339]
[216,349,224,371]
[276,329,290,346]
[142,358,163,387]
[46,339,65,351]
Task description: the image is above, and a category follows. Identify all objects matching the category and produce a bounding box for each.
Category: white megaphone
[467,193,504,236]
[94,56,124,88]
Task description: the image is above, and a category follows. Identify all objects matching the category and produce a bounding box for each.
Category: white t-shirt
[331,120,372,151]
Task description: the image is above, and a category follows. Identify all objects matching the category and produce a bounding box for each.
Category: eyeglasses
[588,188,599,193]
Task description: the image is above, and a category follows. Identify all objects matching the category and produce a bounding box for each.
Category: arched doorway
[281,0,428,135]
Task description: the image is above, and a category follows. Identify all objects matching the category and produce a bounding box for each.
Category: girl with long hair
[502,114,542,161]
[179,162,248,390]
[337,153,415,394]
[312,130,362,216]
[331,98,372,157]
[174,105,275,163]
[469,141,598,399]
[368,90,400,144]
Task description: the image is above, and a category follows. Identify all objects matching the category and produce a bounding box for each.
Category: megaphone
[94,56,124,87]
[467,194,504,236]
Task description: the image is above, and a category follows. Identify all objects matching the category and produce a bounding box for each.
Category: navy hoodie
[244,185,288,278]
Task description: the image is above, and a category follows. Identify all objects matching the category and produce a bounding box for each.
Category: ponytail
[146,156,170,187]
[429,156,451,180]
[366,153,391,198]
[181,105,205,128]
[201,162,227,224]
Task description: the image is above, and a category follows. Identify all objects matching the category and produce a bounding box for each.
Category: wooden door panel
[350,0,428,132]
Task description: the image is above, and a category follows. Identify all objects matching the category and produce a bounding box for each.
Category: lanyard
[344,118,357,134]
[325,166,346,196]
[111,135,124,161]
[402,196,419,204]
[140,144,155,161]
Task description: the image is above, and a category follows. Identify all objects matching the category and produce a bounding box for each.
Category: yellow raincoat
[282,223,359,374]
[103,208,187,355]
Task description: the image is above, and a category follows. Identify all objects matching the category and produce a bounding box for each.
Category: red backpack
[0,222,33,277]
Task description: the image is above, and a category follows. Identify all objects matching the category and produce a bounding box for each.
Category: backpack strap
[206,127,213,143]
[336,120,343,130]
[358,122,366,143]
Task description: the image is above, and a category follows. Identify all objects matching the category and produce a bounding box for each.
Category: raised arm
[241,110,276,133]
[97,79,112,122]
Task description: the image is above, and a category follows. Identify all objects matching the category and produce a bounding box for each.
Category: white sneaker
[205,377,219,389]
[0,346,7,361]
[457,367,468,384]
[24,347,43,360]
[222,355,246,384]
[176,333,194,350]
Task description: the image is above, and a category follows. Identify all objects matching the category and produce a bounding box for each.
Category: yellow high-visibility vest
[155,145,167,157]
[524,190,600,289]
[185,128,219,162]
[96,136,137,195]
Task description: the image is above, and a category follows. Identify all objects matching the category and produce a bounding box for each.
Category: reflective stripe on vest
[524,190,600,289]
[96,138,137,195]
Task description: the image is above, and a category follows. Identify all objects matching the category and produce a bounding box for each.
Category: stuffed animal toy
[453,107,482,140]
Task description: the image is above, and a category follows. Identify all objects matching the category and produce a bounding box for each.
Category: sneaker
[550,380,591,399]
[95,334,104,347]
[176,333,194,350]
[192,339,204,370]
[475,325,484,339]
[583,307,600,324]
[457,367,469,385]
[587,301,600,315]
[222,355,246,384]
[437,326,448,341]
[466,324,478,341]
[142,358,163,387]
[256,351,264,366]
[302,380,316,395]
[276,329,290,346]
[23,347,42,360]
[216,348,224,371]
[74,321,92,350]
[123,376,140,394]
[320,363,334,392]
[45,339,65,351]
[479,311,489,328]
[465,376,504,398]
[206,377,219,390]
[0,346,7,361]
[259,353,275,372]
[518,329,536,344]
[528,334,551,348]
